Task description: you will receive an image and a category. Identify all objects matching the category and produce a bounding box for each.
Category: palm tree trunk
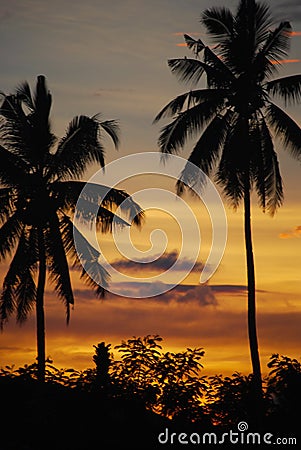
[244,179,262,398]
[36,226,46,382]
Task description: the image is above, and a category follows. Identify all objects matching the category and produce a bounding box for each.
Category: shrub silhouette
[1,335,301,447]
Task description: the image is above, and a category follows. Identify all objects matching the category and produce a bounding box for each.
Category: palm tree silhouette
[0,75,143,382]
[154,0,301,403]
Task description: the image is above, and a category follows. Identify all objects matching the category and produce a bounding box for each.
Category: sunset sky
[0,0,300,377]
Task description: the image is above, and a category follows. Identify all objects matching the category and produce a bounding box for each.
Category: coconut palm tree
[154,0,301,403]
[0,75,143,382]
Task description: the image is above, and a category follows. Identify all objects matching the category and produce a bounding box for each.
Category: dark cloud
[111,250,204,274]
[70,282,217,307]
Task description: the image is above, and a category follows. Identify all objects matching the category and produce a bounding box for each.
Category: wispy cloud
[271,59,301,65]
[279,225,301,239]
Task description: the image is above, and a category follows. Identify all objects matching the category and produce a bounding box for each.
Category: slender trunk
[244,180,263,399]
[36,226,46,382]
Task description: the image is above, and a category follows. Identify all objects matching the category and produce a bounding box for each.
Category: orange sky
[0,0,301,377]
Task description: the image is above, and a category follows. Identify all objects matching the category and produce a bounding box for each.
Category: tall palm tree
[154,0,301,403]
[0,75,143,382]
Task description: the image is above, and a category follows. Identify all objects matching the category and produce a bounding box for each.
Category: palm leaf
[153,92,192,123]
[46,213,74,323]
[250,118,283,214]
[266,75,301,106]
[253,1,274,46]
[154,88,229,122]
[200,6,233,42]
[75,197,131,232]
[167,58,205,85]
[15,81,34,111]
[266,102,301,159]
[0,228,37,327]
[73,223,110,298]
[184,34,205,57]
[259,21,292,63]
[16,267,37,323]
[158,96,226,154]
[53,180,144,227]
[52,115,108,180]
[0,212,24,261]
[176,109,235,194]
[216,116,249,207]
[203,47,236,88]
[260,120,283,215]
[0,188,17,225]
[98,119,120,149]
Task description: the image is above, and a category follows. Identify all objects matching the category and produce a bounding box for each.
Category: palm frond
[266,102,301,159]
[253,1,274,46]
[52,115,107,180]
[167,58,205,85]
[154,88,229,123]
[200,6,233,42]
[215,116,249,207]
[176,109,235,195]
[203,47,236,87]
[73,223,110,298]
[0,188,17,226]
[184,34,205,57]
[265,75,301,106]
[0,212,24,261]
[153,92,192,123]
[260,120,283,215]
[53,181,144,227]
[0,144,29,185]
[15,81,34,111]
[0,228,37,327]
[0,91,54,165]
[46,213,74,323]
[168,57,234,89]
[75,197,131,232]
[16,267,37,323]
[259,21,292,63]
[158,96,226,154]
[98,119,120,149]
[250,118,283,214]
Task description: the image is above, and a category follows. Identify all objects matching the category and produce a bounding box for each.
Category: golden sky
[0,0,301,377]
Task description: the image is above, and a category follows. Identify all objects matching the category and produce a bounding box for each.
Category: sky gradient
[0,0,300,376]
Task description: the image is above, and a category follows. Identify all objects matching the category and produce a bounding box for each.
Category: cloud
[271,59,301,65]
[111,250,204,275]
[71,281,217,307]
[279,225,301,239]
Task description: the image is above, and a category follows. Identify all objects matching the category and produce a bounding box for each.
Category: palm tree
[0,75,143,382]
[154,0,301,404]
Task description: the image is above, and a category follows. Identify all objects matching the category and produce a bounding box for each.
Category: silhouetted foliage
[1,335,301,448]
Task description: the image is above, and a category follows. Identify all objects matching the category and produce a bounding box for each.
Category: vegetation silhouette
[1,335,300,449]
[0,76,143,382]
[154,0,301,409]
